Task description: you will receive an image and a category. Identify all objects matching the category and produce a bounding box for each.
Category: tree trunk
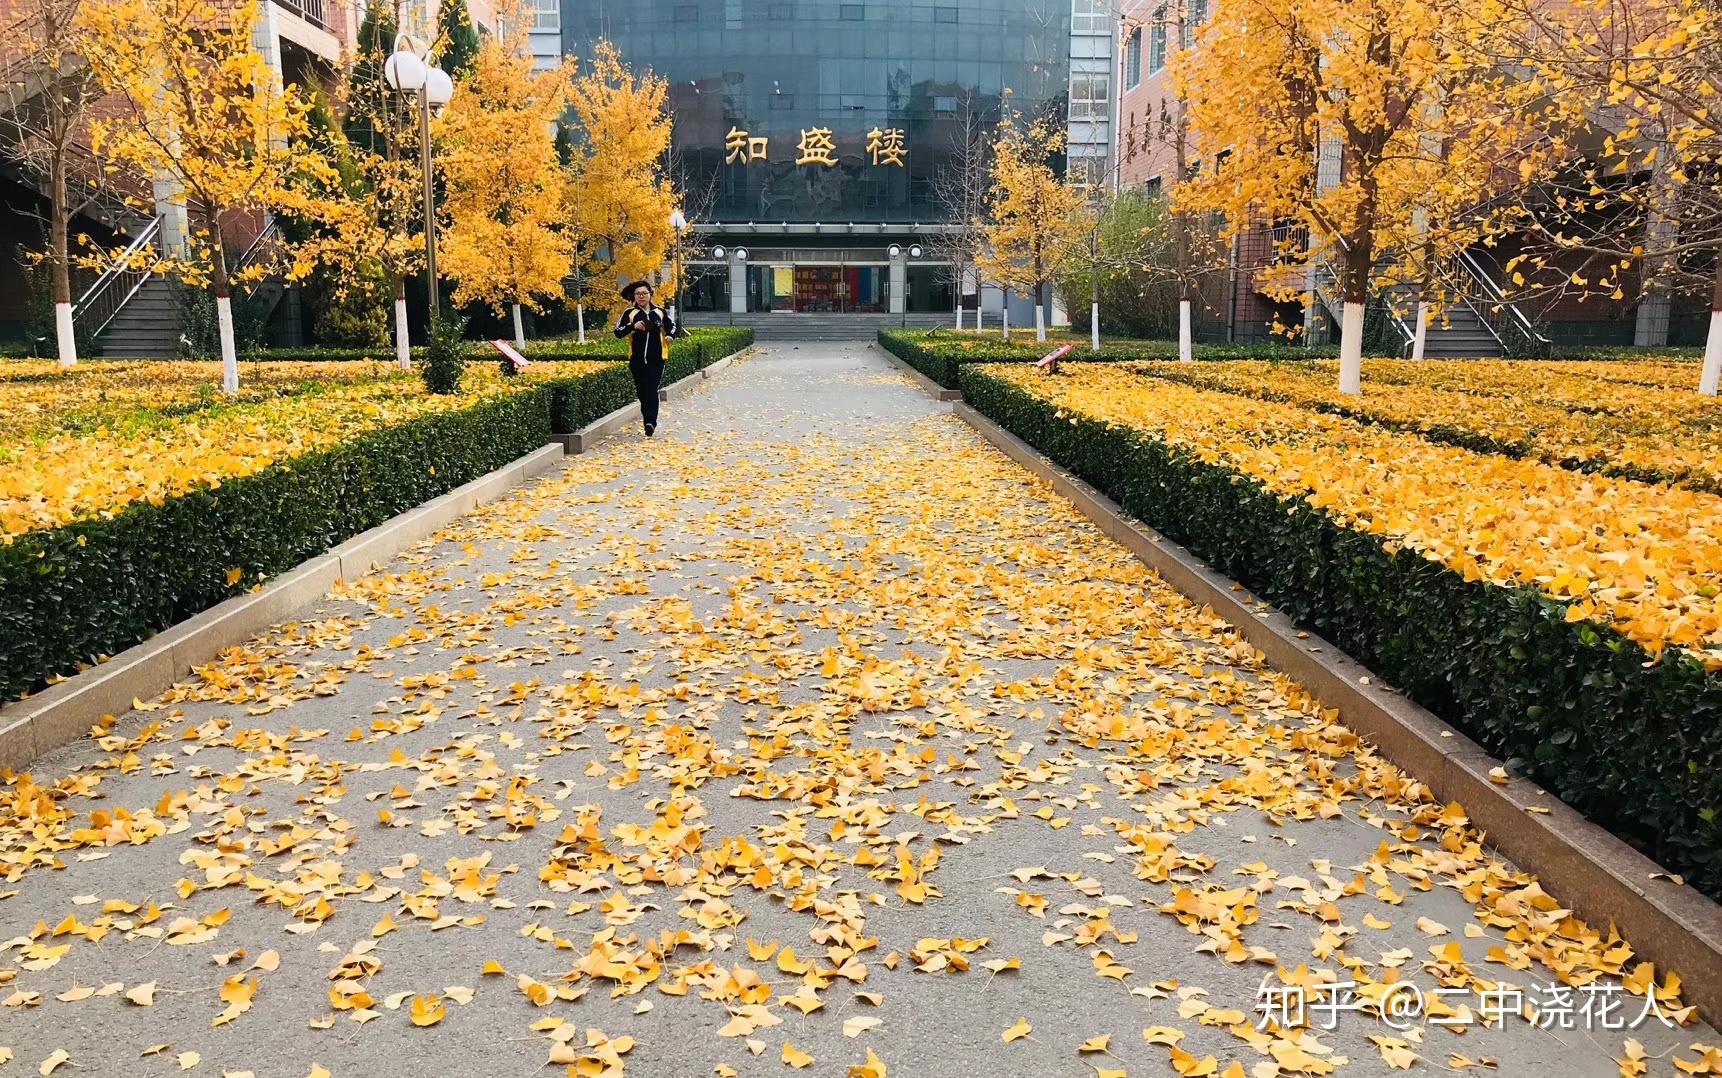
[1635,155,1678,348]
[50,154,76,367]
[211,220,238,394]
[1338,237,1371,396]
[1090,230,1101,352]
[1411,300,1429,361]
[1172,1,1193,364]
[512,302,526,349]
[576,302,587,344]
[393,275,411,370]
[1701,260,1722,396]
[1002,287,1011,340]
[1033,272,1046,344]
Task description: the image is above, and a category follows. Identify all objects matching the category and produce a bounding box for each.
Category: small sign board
[1035,344,1074,372]
[491,339,530,372]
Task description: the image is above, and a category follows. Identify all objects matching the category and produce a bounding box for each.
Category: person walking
[613,281,677,437]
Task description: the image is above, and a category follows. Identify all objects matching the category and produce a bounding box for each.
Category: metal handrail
[1452,248,1552,357]
[71,215,161,338]
[234,216,283,275]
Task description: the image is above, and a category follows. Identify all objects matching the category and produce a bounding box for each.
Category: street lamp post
[385,37,454,321]
[669,209,687,336]
[890,243,922,328]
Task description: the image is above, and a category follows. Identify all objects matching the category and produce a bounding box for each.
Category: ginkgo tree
[82,0,324,393]
[1175,0,1542,392]
[561,40,676,329]
[974,106,1087,343]
[1482,0,1722,392]
[435,23,571,348]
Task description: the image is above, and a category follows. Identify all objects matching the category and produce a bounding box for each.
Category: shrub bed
[958,361,1722,896]
[1135,359,1722,494]
[877,328,1345,388]
[0,327,755,704]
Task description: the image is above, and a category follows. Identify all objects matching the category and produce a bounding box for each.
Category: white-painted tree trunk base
[1034,303,1046,343]
[955,302,962,331]
[1700,309,1722,396]
[217,294,239,394]
[975,307,983,332]
[512,303,526,349]
[1339,301,1364,395]
[1411,301,1429,361]
[1178,300,1193,363]
[1002,308,1010,341]
[55,301,76,368]
[576,303,587,344]
[1091,302,1100,351]
[394,298,411,370]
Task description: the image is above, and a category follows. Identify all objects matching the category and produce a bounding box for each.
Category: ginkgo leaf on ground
[1003,1018,1032,1043]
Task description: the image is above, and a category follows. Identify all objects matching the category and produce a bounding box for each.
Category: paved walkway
[2,344,1715,1077]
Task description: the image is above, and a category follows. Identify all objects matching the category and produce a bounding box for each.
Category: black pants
[630,358,664,429]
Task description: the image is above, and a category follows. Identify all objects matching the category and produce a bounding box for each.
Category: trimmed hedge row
[0,329,753,704]
[1138,364,1716,496]
[958,363,1722,897]
[229,326,755,365]
[878,329,1346,388]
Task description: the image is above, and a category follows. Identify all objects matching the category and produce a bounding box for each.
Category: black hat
[620,281,653,300]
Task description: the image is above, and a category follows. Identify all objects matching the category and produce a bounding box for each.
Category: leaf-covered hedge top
[1133,358,1722,493]
[0,361,612,540]
[186,326,752,363]
[878,328,1345,362]
[975,361,1722,668]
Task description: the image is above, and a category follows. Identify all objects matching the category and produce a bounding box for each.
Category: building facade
[562,0,1101,318]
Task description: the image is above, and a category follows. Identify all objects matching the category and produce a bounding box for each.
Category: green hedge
[878,329,1345,388]
[958,363,1722,897]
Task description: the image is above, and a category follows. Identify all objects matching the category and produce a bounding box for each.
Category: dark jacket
[613,305,676,364]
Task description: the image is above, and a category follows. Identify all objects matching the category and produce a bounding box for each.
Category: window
[1144,175,1163,198]
[1069,71,1109,121]
[1124,26,1142,88]
[934,94,958,113]
[768,1,794,18]
[934,4,958,22]
[531,0,557,30]
[1181,0,1207,47]
[1148,6,1167,73]
[675,3,699,21]
[840,3,864,19]
[1071,0,1108,35]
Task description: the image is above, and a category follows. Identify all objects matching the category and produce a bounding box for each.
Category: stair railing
[71,215,161,338]
[1450,248,1552,358]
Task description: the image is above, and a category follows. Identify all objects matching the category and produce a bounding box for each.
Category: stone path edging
[0,442,566,771]
[949,399,1722,1021]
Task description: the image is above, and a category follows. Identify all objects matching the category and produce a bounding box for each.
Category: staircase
[1406,300,1505,359]
[683,312,953,341]
[99,276,183,357]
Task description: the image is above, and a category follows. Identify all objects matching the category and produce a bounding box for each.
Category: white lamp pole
[669,209,687,334]
[385,36,453,323]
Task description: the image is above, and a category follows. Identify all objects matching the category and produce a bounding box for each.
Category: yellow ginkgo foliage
[1172,0,1545,393]
[973,107,1088,343]
[81,0,328,394]
[562,39,677,325]
[436,20,574,348]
